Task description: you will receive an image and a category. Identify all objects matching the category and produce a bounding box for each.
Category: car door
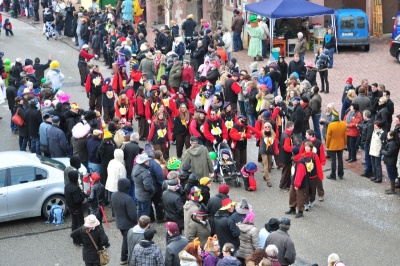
[7,166,48,218]
[0,169,8,220]
[355,15,368,44]
[339,15,356,45]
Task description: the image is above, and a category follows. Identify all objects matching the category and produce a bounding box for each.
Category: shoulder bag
[86,230,110,265]
[12,108,24,126]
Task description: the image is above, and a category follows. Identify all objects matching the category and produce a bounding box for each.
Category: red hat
[346,77,352,84]
[218,184,230,194]
[165,222,180,236]
[220,198,237,210]
[150,85,159,92]
[259,84,268,90]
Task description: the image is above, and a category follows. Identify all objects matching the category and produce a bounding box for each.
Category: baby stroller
[214,142,242,187]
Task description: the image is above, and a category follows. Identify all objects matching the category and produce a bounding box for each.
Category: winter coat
[127,225,145,263]
[111,178,137,230]
[33,60,51,81]
[175,42,185,60]
[87,136,102,164]
[47,124,69,157]
[45,68,64,89]
[25,105,42,138]
[351,93,371,113]
[291,104,304,134]
[199,184,210,205]
[14,104,28,136]
[216,256,241,266]
[70,225,109,264]
[64,110,82,140]
[182,18,197,36]
[294,37,307,57]
[301,104,312,132]
[131,240,164,266]
[165,235,189,266]
[213,210,240,250]
[231,15,244,33]
[179,250,199,266]
[287,60,306,80]
[139,57,156,80]
[265,230,296,266]
[326,120,347,151]
[182,144,214,179]
[132,163,154,202]
[187,216,211,248]
[207,193,229,218]
[245,88,258,115]
[230,212,246,224]
[304,69,317,87]
[202,251,221,266]
[183,200,200,238]
[39,121,52,145]
[237,223,259,260]
[169,63,182,88]
[98,141,117,185]
[309,93,322,115]
[163,189,184,228]
[64,175,85,210]
[121,141,141,176]
[206,68,220,86]
[360,119,373,145]
[148,159,165,193]
[369,129,386,157]
[344,111,362,137]
[106,149,127,193]
[181,66,194,86]
[381,139,399,166]
[376,105,390,132]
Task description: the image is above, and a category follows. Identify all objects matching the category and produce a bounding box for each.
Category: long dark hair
[246,248,268,265]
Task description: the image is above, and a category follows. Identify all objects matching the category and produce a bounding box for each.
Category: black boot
[285,207,296,215]
[374,178,382,183]
[295,211,303,218]
[385,180,397,194]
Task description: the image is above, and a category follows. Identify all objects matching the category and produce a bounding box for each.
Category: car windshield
[340,16,354,30]
[37,155,66,171]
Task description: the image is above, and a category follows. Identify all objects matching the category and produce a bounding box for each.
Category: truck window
[340,16,354,29]
[357,16,365,29]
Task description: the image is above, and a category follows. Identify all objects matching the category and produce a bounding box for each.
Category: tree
[210,0,223,30]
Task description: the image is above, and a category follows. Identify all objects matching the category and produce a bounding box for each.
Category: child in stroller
[213,142,242,186]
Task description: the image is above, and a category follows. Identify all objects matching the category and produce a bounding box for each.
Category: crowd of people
[0,2,399,265]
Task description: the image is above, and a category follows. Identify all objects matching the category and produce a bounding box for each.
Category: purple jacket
[202,251,222,266]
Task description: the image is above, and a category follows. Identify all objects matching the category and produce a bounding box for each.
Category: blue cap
[292,97,301,102]
[51,116,60,123]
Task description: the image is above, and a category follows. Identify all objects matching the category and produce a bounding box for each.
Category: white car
[0,151,87,222]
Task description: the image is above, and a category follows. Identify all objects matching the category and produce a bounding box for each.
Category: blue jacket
[258,74,272,90]
[149,159,164,193]
[47,124,69,157]
[87,136,102,164]
[39,121,52,145]
[174,42,185,60]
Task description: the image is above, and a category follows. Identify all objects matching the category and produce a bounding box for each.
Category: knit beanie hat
[189,186,203,202]
[218,184,230,194]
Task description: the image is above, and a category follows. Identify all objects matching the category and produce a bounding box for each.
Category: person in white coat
[106,149,127,199]
[221,27,233,63]
[45,60,65,93]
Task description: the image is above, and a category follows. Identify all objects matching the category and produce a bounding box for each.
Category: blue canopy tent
[244,0,336,57]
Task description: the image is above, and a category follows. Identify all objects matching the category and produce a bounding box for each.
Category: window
[237,0,242,7]
[0,169,6,188]
[340,16,354,30]
[35,168,48,181]
[356,16,365,29]
[229,0,234,6]
[10,167,35,186]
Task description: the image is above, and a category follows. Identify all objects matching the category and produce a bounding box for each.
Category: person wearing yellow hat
[326,108,347,181]
[198,177,211,205]
[45,60,65,93]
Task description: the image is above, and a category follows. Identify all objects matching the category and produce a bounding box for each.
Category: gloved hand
[147,120,151,124]
[86,93,90,99]
[94,54,99,59]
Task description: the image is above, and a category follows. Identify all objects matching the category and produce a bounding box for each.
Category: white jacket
[369,129,384,157]
[222,32,233,53]
[45,69,65,89]
[106,149,127,192]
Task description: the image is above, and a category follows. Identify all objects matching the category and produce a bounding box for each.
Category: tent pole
[270,19,275,58]
[331,14,338,54]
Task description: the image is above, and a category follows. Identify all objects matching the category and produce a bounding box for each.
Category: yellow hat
[199,177,211,186]
[103,129,113,139]
[50,60,59,69]
[70,102,79,109]
[332,109,339,117]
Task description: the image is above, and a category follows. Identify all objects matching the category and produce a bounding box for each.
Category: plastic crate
[313,27,326,38]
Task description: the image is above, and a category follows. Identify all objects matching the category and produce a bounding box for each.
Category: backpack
[46,205,64,225]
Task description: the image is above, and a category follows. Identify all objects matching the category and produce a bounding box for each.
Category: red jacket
[229,124,253,149]
[79,49,95,62]
[191,81,206,100]
[299,137,326,166]
[130,69,143,82]
[189,119,203,138]
[172,97,195,117]
[145,97,163,121]
[135,96,145,117]
[216,47,228,64]
[181,66,194,86]
[344,111,362,137]
[203,116,228,143]
[147,119,173,143]
[293,152,324,186]
[112,70,129,94]
[115,97,134,120]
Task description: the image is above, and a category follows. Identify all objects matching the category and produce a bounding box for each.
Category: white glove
[213,140,217,145]
[147,120,151,124]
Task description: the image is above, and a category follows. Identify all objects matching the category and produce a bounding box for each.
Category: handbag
[12,108,24,126]
[86,230,110,265]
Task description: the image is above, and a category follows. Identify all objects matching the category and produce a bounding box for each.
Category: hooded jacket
[111,178,137,230]
[179,250,198,266]
[165,235,189,266]
[187,216,211,248]
[45,68,65,89]
[131,239,164,266]
[182,144,214,179]
[183,200,200,238]
[127,225,146,263]
[132,163,155,202]
[64,172,85,210]
[106,149,127,193]
[237,223,259,260]
[213,210,240,250]
[25,103,43,138]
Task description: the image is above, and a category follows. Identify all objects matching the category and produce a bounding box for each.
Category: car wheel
[41,195,67,218]
[364,44,370,52]
[397,52,400,63]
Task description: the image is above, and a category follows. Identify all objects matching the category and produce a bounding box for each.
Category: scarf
[301,102,308,109]
[346,111,355,124]
[325,33,332,44]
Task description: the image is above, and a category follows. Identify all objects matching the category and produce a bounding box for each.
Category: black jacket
[70,225,110,264]
[25,105,43,138]
[360,119,374,145]
[6,85,17,110]
[305,69,317,87]
[291,104,304,134]
[155,32,167,53]
[163,189,184,228]
[381,139,400,166]
[132,163,154,202]
[111,179,138,230]
[213,210,240,250]
[182,18,196,37]
[207,193,229,218]
[206,68,220,85]
[288,60,306,80]
[225,79,238,104]
[122,141,141,176]
[192,46,205,70]
[65,176,85,210]
[33,60,51,81]
[64,110,82,140]
[376,105,390,132]
[14,104,28,136]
